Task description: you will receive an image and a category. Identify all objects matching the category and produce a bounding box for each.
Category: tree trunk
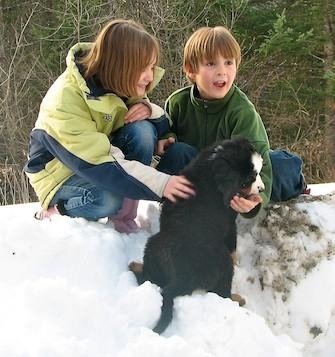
[323,2,335,169]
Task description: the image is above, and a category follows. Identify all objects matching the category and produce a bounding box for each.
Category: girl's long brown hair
[79,19,160,98]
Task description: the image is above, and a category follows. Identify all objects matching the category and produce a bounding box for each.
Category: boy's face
[186,56,237,100]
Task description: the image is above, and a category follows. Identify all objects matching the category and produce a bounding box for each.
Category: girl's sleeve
[29,85,170,200]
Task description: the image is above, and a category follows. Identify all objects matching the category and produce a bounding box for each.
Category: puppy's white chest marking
[251,153,265,194]
[252,152,263,174]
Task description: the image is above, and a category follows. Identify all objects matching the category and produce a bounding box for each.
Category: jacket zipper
[203,100,209,147]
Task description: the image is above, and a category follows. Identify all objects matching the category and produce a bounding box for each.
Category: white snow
[0,183,335,357]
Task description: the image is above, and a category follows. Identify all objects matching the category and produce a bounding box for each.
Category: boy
[159,26,272,218]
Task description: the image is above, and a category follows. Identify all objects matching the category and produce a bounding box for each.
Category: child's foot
[110,218,140,234]
[34,205,60,220]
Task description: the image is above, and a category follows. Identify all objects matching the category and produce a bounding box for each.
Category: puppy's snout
[255,174,265,194]
[258,185,265,193]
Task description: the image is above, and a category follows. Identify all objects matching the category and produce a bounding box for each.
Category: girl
[24,19,195,233]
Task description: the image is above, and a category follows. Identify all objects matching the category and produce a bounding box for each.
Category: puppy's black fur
[129,138,263,334]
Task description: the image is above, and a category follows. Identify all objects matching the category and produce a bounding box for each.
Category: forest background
[0,0,334,205]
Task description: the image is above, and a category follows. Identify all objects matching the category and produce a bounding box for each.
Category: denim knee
[87,190,123,219]
[59,190,123,221]
[157,142,199,175]
[112,121,157,165]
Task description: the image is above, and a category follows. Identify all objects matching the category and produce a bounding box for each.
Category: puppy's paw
[129,261,143,273]
[230,251,238,266]
[231,293,246,307]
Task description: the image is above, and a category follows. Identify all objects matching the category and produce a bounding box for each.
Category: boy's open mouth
[214,81,226,88]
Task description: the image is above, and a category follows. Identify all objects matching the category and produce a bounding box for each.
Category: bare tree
[323,1,335,169]
[0,0,333,204]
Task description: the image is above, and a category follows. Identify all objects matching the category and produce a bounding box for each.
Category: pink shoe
[112,219,140,234]
[108,199,140,234]
[34,205,60,220]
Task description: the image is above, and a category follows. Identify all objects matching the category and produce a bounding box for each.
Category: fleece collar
[190,84,236,114]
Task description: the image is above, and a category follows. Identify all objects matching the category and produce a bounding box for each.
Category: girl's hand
[125,103,151,123]
[163,175,196,202]
[230,194,262,213]
[156,137,176,156]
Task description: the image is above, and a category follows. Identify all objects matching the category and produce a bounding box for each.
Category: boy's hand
[163,175,195,202]
[156,137,176,156]
[230,194,262,213]
[125,103,151,123]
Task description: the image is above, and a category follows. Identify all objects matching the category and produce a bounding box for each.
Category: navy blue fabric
[145,115,170,138]
[270,149,306,202]
[156,142,199,175]
[24,129,161,201]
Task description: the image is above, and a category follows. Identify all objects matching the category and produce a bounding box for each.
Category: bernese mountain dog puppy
[129,137,265,334]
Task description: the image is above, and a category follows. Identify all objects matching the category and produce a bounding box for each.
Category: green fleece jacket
[165,84,272,216]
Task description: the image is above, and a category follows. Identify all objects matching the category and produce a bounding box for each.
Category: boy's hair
[183,26,241,82]
[79,19,160,98]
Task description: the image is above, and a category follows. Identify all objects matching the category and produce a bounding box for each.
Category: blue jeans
[50,175,123,220]
[156,141,198,174]
[50,121,197,220]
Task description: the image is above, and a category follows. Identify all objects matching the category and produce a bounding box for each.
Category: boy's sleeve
[158,96,177,140]
[229,104,273,216]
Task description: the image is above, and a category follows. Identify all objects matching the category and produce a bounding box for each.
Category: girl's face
[136,57,156,96]
[186,56,237,100]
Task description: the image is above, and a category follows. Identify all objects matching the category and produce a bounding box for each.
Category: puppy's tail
[153,285,176,334]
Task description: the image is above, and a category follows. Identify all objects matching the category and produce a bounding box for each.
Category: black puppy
[129,137,265,334]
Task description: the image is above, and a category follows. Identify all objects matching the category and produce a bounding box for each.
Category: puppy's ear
[209,145,239,207]
[212,154,238,206]
[215,175,238,206]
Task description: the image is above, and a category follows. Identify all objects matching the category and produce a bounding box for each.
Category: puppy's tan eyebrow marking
[208,144,224,160]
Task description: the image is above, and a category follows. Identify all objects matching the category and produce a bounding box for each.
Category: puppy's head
[208,138,265,205]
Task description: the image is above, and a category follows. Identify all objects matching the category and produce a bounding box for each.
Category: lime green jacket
[24,43,169,209]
